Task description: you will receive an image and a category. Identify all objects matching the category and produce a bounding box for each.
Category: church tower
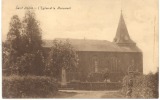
[113,12,136,46]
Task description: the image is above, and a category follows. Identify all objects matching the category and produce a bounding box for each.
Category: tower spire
[113,12,135,46]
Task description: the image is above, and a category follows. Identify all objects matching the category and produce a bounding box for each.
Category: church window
[111,57,118,72]
[92,56,98,73]
[95,60,98,72]
[128,59,136,72]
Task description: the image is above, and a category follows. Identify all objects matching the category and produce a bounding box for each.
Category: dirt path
[54,90,124,98]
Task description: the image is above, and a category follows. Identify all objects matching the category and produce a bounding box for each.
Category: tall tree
[46,39,79,80]
[5,15,22,74]
[22,10,42,53]
[7,15,22,56]
[2,42,10,75]
[3,11,45,76]
[20,10,44,75]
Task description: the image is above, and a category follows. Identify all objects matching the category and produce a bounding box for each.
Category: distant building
[43,12,143,82]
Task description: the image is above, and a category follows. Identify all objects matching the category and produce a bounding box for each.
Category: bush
[3,75,58,98]
[87,72,104,82]
[121,72,159,98]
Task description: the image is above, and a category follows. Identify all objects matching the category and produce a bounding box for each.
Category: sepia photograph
[2,0,159,98]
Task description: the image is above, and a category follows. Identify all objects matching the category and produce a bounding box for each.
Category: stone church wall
[67,51,143,82]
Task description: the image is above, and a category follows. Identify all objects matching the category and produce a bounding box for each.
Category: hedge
[121,72,158,98]
[3,75,58,98]
[65,82,122,90]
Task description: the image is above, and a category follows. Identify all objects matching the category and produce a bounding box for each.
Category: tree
[4,15,22,75]
[2,42,10,75]
[7,15,22,55]
[3,11,45,76]
[22,10,42,54]
[46,39,78,79]
[15,53,35,75]
[19,10,44,75]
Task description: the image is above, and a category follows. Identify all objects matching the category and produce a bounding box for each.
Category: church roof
[42,12,141,52]
[113,12,135,44]
[43,38,141,52]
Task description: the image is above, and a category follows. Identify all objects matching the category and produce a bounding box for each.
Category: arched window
[104,57,109,68]
[128,59,136,72]
[111,57,118,72]
[92,56,98,73]
[95,60,98,72]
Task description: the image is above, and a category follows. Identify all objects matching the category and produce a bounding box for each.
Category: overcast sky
[2,0,158,74]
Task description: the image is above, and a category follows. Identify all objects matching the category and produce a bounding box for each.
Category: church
[43,12,143,83]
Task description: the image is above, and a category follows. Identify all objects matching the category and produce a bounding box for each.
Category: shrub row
[3,75,58,98]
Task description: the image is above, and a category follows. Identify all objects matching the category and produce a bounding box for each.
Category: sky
[2,0,158,74]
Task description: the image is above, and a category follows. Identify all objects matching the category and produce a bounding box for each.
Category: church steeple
[113,12,136,46]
